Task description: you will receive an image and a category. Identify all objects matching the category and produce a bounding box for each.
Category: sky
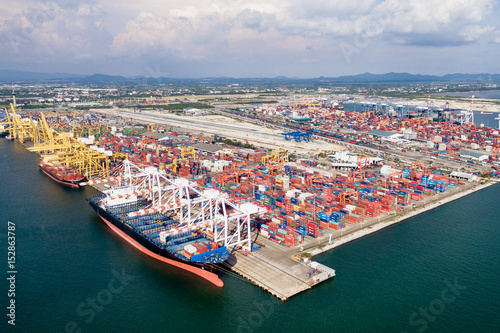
[0,0,499,78]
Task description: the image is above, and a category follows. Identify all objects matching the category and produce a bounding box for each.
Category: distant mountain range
[319,72,500,83]
[0,70,499,84]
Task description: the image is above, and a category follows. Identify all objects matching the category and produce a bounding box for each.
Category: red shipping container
[193,243,208,254]
[411,194,422,201]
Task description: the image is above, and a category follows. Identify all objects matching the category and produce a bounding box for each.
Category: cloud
[0,1,112,59]
[377,0,496,45]
[110,11,221,60]
[0,0,499,76]
[109,0,497,60]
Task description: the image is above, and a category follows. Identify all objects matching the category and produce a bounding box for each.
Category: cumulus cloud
[376,0,496,45]
[110,11,222,60]
[0,0,498,76]
[109,0,498,60]
[0,1,112,59]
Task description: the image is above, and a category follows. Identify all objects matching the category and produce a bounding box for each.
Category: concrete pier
[225,251,319,301]
[223,234,335,300]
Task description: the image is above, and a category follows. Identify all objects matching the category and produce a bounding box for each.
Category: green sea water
[1,139,499,333]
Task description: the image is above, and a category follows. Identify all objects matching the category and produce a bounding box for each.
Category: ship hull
[39,163,84,188]
[88,199,224,287]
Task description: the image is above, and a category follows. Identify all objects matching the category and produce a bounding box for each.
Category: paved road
[95,108,341,153]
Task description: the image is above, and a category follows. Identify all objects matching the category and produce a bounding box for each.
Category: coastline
[307,181,496,257]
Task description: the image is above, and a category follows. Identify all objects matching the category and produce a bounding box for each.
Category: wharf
[222,180,495,301]
[224,250,332,301]
[300,181,496,258]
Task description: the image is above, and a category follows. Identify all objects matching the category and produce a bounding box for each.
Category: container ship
[38,160,85,188]
[86,187,230,287]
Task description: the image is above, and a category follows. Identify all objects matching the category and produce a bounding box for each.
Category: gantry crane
[6,103,31,143]
[261,149,289,165]
[357,156,370,169]
[348,169,366,182]
[492,147,500,161]
[411,161,426,173]
[82,160,266,251]
[307,174,325,187]
[0,107,14,137]
[340,189,358,204]
[27,113,110,179]
[388,171,403,182]
[348,156,370,182]
[267,158,284,175]
[165,158,190,173]
[181,146,196,160]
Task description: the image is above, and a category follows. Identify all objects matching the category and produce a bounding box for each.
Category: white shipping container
[345,204,357,211]
[285,189,301,197]
[184,244,197,254]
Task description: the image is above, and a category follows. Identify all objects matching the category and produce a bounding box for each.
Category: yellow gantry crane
[29,135,109,179]
[0,106,14,136]
[261,149,289,165]
[1,104,44,144]
[38,112,55,146]
[1,105,109,180]
[164,158,190,173]
[181,146,196,160]
[25,111,110,180]
[7,103,29,142]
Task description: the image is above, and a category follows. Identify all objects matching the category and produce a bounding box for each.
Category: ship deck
[88,193,228,264]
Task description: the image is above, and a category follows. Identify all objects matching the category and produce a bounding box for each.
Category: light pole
[252,175,256,198]
[313,195,316,223]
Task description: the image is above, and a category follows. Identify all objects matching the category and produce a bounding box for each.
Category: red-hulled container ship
[86,191,229,287]
[38,161,85,188]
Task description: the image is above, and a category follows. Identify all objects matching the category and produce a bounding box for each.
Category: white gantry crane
[460,95,475,125]
[83,159,265,251]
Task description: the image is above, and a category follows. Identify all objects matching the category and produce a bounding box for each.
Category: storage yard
[2,95,500,300]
